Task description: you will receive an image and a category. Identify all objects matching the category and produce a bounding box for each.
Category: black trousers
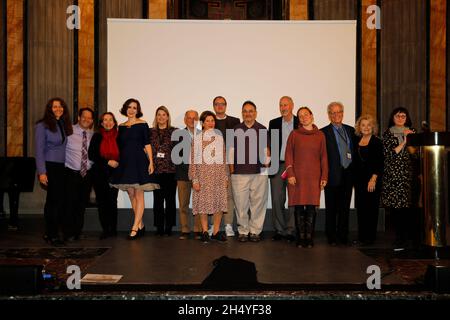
[355,183,381,244]
[63,167,91,238]
[92,174,118,234]
[324,168,353,244]
[44,162,66,239]
[153,173,177,233]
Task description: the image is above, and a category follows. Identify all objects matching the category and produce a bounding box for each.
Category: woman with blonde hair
[353,115,383,246]
[150,106,178,236]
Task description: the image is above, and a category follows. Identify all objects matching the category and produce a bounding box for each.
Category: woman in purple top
[35,97,73,246]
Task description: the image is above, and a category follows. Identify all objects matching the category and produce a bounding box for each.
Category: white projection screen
[108,19,356,209]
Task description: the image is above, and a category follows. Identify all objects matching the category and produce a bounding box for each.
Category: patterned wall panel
[178,0,279,20]
[6,0,24,156]
[448,0,450,131]
[0,0,5,157]
[361,0,377,120]
[380,0,427,133]
[97,0,144,116]
[27,0,75,156]
[289,0,308,20]
[429,0,446,132]
[149,0,167,18]
[78,0,95,110]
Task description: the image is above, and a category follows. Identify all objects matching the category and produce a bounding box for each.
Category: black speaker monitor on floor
[0,265,44,295]
[425,264,450,293]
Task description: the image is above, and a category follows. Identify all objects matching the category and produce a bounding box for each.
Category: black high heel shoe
[127,229,139,240]
[138,225,146,236]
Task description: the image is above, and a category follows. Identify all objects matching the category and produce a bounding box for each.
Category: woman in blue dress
[111,98,159,239]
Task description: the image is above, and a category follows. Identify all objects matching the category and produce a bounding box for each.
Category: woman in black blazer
[353,115,383,245]
[88,112,120,239]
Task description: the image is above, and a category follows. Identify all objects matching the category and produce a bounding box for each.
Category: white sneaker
[208,225,213,236]
[225,224,235,237]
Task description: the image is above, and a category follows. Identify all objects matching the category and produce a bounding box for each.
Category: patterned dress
[189,130,229,215]
[381,128,419,208]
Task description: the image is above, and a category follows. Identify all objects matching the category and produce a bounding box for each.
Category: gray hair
[327,101,344,114]
[184,109,198,118]
[279,96,294,105]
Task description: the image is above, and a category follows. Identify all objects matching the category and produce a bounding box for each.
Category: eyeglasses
[329,111,343,116]
[394,114,407,119]
[214,103,226,107]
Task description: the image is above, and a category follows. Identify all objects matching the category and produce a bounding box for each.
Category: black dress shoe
[272,233,284,241]
[200,231,210,243]
[211,231,227,242]
[165,227,172,236]
[99,232,109,240]
[285,234,296,242]
[50,238,66,247]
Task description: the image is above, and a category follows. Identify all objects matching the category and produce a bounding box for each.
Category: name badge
[157,152,165,158]
[346,152,352,160]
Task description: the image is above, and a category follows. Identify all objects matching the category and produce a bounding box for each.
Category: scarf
[99,127,119,161]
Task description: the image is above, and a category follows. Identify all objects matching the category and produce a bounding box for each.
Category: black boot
[305,206,316,248]
[295,206,306,248]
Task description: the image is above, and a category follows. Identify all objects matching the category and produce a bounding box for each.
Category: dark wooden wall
[27,0,75,156]
[98,0,144,117]
[313,0,357,20]
[380,0,427,133]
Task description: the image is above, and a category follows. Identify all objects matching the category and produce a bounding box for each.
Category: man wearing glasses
[213,96,240,237]
[321,102,356,246]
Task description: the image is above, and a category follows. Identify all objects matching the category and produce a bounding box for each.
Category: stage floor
[83,234,406,287]
[0,215,421,293]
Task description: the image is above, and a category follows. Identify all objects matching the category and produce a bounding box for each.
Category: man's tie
[337,126,351,169]
[80,131,88,177]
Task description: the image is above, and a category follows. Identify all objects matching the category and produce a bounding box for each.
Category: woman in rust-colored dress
[285,107,328,248]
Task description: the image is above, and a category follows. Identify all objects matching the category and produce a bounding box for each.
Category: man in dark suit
[268,96,299,241]
[321,102,355,246]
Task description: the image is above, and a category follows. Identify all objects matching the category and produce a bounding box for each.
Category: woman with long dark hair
[88,112,120,239]
[35,97,73,246]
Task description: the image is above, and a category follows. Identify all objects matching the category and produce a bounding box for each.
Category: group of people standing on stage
[35,95,420,251]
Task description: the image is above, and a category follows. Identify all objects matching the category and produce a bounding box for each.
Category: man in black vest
[321,102,355,246]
